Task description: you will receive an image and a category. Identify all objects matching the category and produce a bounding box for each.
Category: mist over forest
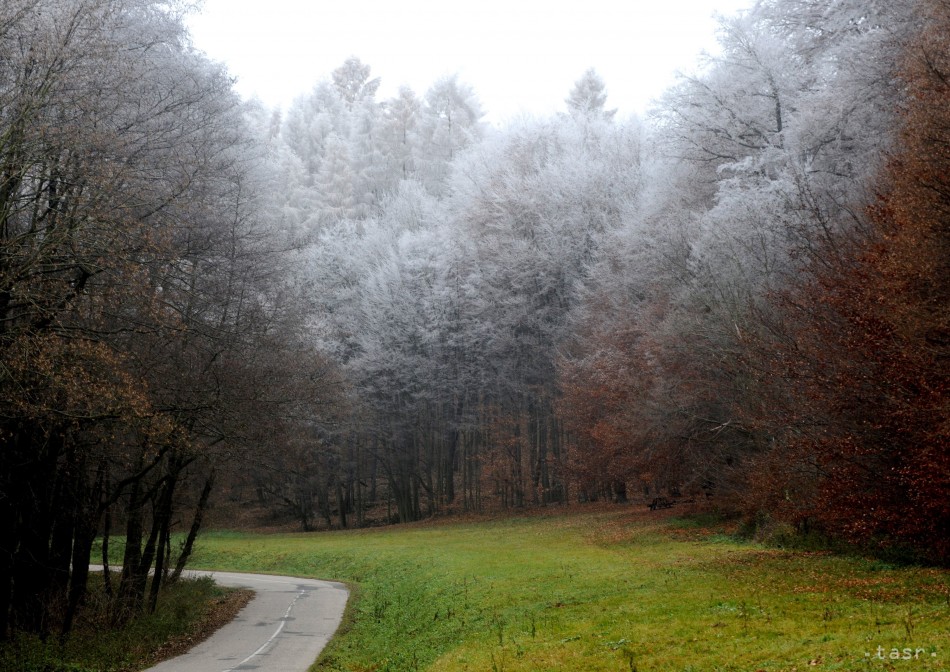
[0,0,947,642]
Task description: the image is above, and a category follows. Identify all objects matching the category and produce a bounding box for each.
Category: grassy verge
[0,575,252,672]
[185,507,949,671]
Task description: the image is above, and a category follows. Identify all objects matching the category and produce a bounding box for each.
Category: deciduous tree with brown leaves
[746,0,949,562]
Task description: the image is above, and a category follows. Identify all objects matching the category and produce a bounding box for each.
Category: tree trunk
[172,471,215,581]
[61,463,104,640]
[10,430,62,637]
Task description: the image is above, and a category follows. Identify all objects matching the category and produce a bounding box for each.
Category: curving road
[142,570,348,672]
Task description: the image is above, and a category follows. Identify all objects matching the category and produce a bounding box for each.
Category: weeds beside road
[0,575,251,672]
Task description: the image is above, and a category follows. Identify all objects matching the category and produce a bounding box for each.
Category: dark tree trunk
[10,430,63,637]
[336,480,347,529]
[61,500,98,640]
[172,471,215,581]
[0,451,14,641]
[62,461,102,639]
[48,454,79,624]
[101,498,113,599]
[116,477,145,623]
[148,466,179,612]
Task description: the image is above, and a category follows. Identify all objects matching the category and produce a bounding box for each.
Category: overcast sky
[186,0,754,123]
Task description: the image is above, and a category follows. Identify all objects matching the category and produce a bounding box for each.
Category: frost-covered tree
[566,68,616,120]
[282,81,346,177]
[378,86,423,183]
[243,0,927,548]
[332,56,381,106]
[415,75,485,194]
[314,132,358,224]
[439,115,643,504]
[554,0,922,508]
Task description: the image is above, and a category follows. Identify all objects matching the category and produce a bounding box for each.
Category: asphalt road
[142,570,348,672]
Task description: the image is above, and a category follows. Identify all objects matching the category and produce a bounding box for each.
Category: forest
[0,0,947,644]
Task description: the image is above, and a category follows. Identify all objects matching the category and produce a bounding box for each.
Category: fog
[187,0,754,121]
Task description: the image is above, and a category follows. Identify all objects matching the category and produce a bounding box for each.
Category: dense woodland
[0,0,947,643]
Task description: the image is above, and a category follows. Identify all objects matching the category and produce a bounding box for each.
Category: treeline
[258,0,947,562]
[0,0,336,641]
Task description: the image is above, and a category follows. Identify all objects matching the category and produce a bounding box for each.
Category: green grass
[183,508,950,672]
[0,575,240,672]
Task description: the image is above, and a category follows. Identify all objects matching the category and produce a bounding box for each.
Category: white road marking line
[221,588,307,672]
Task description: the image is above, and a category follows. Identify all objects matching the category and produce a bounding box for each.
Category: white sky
[186,0,754,124]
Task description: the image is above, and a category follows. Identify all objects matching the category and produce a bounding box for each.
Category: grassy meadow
[185,508,948,672]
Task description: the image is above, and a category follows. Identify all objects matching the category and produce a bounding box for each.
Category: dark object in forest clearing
[648,497,674,511]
